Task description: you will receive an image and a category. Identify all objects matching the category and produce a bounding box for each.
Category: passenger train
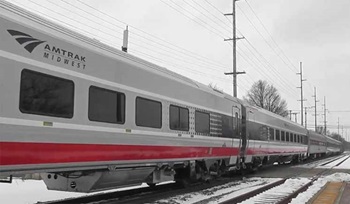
[0,0,343,192]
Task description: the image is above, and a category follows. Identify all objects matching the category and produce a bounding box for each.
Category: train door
[240,106,248,162]
[229,105,241,166]
[230,105,247,167]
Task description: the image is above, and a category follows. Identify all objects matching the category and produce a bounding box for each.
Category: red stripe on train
[0,142,239,165]
[247,147,307,155]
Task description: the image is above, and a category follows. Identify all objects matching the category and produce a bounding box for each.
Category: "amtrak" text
[43,44,86,69]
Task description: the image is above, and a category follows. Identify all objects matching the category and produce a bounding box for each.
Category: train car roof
[325,135,342,144]
[307,130,327,141]
[240,99,305,128]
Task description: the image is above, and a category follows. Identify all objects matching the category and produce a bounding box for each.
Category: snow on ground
[0,178,147,204]
[317,155,350,169]
[334,155,350,169]
[238,177,310,204]
[0,178,85,204]
[293,154,347,168]
[155,177,282,204]
[290,173,350,204]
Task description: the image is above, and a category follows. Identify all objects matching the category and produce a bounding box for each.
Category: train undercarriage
[39,154,307,193]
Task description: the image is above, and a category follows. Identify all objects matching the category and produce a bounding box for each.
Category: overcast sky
[7,0,350,140]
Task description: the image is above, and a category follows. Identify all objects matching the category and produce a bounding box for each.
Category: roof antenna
[122,25,129,52]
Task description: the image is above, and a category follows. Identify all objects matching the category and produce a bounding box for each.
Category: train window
[298,135,301,143]
[136,97,162,128]
[89,86,125,124]
[270,128,275,140]
[286,132,290,142]
[276,130,280,141]
[281,131,285,141]
[291,134,295,142]
[260,126,269,140]
[20,69,74,118]
[169,105,189,131]
[222,115,235,138]
[195,111,210,134]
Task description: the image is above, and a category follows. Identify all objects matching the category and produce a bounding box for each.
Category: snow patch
[0,178,148,204]
[238,177,310,204]
[155,177,282,204]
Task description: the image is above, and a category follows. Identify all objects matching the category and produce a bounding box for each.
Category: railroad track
[220,154,349,204]
[319,154,350,167]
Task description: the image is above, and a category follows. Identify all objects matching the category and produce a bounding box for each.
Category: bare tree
[244,80,289,117]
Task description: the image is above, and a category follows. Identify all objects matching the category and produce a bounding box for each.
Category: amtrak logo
[7,29,45,53]
[7,29,86,69]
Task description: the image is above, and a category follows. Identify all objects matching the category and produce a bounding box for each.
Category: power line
[198,0,301,100]
[181,0,231,35]
[70,0,231,68]
[244,0,316,100]
[237,5,300,95]
[204,2,300,98]
[54,0,239,76]
[160,0,227,39]
[245,0,299,72]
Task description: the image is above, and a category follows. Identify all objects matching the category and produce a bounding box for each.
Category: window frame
[276,130,280,141]
[270,128,275,140]
[169,105,189,131]
[195,110,210,134]
[135,96,162,129]
[19,69,75,118]
[88,85,125,124]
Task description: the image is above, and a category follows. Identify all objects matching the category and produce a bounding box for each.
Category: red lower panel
[247,147,307,155]
[0,142,239,165]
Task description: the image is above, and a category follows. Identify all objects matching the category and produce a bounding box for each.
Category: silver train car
[325,135,342,155]
[0,0,343,193]
[307,130,327,158]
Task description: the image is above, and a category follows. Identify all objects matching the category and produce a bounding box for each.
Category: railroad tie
[310,182,345,204]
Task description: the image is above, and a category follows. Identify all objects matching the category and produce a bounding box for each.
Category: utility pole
[297,62,306,126]
[224,0,245,98]
[323,96,327,135]
[305,107,308,129]
[337,117,340,136]
[312,87,319,132]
